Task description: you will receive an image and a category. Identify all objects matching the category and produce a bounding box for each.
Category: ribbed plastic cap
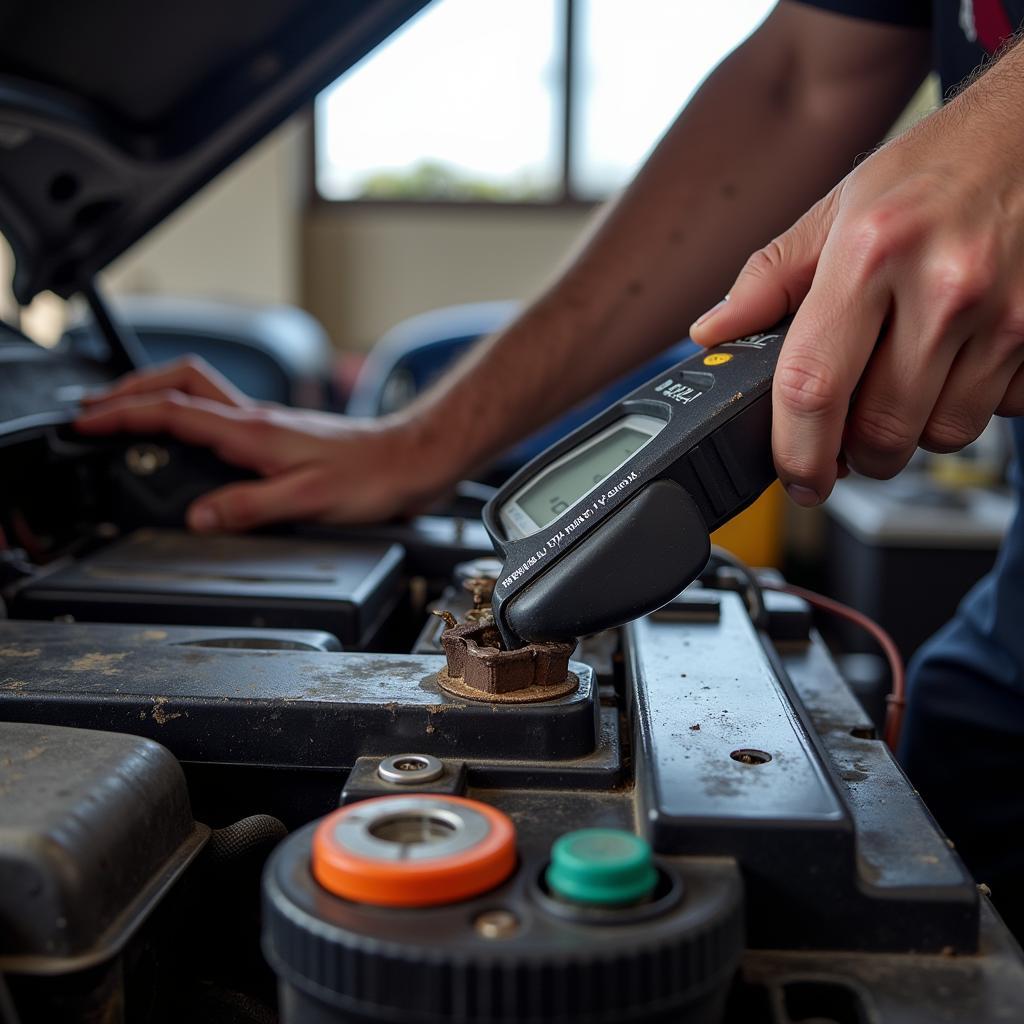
[545,829,658,906]
[263,821,746,1023]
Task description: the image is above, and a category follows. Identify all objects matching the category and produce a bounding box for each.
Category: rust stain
[462,577,496,622]
[69,652,127,674]
[140,630,169,641]
[432,609,458,631]
[0,746,45,767]
[0,646,40,658]
[151,696,183,725]
[0,770,25,795]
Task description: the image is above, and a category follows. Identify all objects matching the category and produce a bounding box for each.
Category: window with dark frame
[314,0,776,206]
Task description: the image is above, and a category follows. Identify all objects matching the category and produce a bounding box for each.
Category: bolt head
[474,909,519,939]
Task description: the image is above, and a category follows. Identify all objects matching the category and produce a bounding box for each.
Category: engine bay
[1,442,1022,1022]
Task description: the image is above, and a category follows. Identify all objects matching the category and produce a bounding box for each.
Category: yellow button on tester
[703,353,732,366]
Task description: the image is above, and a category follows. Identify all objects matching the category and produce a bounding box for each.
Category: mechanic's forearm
[397,6,929,480]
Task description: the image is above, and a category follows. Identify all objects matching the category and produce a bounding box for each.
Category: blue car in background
[347,300,697,480]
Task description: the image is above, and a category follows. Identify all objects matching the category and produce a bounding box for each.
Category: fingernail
[187,505,220,532]
[785,484,820,508]
[690,299,727,334]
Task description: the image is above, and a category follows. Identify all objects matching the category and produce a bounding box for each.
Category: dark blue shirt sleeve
[788,0,931,27]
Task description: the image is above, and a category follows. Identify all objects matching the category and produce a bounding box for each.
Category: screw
[432,609,458,632]
[377,753,445,785]
[125,443,169,476]
[474,909,519,939]
[730,748,772,765]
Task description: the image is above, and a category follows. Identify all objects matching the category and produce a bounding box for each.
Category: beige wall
[103,117,307,307]
[0,115,591,352]
[1,118,308,345]
[303,203,593,350]
[2,75,940,353]
[300,75,941,353]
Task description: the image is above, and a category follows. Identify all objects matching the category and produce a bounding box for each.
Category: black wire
[708,545,767,628]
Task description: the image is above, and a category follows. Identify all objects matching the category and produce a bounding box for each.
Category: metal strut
[81,280,148,376]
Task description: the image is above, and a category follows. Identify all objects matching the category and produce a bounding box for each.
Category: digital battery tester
[483,322,790,648]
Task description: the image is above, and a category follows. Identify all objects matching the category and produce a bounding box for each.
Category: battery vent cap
[546,829,658,906]
[311,794,516,907]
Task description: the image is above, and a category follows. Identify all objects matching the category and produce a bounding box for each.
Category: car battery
[1,584,1023,1022]
[0,616,609,828]
[254,590,1024,1024]
[7,528,405,649]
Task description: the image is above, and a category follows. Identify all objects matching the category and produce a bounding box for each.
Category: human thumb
[689,189,838,346]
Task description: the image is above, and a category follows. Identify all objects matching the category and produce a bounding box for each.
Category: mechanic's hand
[76,357,453,532]
[690,68,1024,507]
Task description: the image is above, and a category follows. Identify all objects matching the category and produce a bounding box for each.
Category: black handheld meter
[482,322,790,648]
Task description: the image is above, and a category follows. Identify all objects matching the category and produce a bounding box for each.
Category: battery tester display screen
[516,423,657,531]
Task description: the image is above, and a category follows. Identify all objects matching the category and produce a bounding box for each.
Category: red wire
[763,582,906,751]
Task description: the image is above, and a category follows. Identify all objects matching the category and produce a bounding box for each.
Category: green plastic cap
[545,829,658,907]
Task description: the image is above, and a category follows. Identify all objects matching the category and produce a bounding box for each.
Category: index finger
[772,242,890,504]
[81,357,249,408]
[74,391,268,469]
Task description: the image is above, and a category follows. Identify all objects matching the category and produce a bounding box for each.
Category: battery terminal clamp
[433,609,577,703]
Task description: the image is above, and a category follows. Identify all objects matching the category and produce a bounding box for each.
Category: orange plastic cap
[311,794,517,908]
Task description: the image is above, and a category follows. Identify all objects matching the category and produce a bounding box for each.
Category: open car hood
[0,0,428,304]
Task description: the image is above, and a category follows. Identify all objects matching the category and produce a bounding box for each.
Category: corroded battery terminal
[433,610,577,704]
[463,576,496,623]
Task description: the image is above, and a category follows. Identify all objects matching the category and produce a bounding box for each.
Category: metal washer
[335,795,491,863]
[377,753,445,785]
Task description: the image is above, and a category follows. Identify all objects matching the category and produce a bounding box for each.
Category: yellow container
[710,481,784,568]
